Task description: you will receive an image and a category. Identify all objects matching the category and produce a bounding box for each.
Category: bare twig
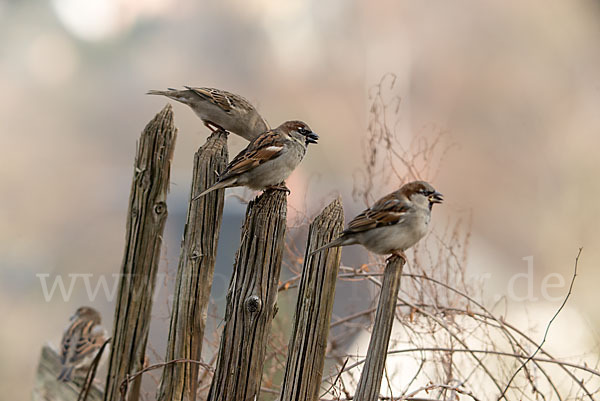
[78,338,111,401]
[497,247,583,400]
[120,359,214,400]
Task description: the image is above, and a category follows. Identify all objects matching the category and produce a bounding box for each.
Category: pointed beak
[305,132,319,144]
[429,191,443,204]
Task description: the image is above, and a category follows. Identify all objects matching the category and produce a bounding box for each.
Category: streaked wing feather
[219,131,285,179]
[346,192,411,234]
[70,321,103,364]
[59,337,70,364]
[185,87,252,113]
[60,318,85,364]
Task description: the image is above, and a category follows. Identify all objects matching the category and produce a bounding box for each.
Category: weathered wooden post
[103,105,177,401]
[206,190,287,401]
[156,130,228,401]
[32,345,103,401]
[279,199,344,401]
[354,255,405,401]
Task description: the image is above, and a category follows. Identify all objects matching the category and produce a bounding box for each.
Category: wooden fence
[33,106,402,401]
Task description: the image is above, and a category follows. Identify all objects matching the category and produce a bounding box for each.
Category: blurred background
[2,0,600,399]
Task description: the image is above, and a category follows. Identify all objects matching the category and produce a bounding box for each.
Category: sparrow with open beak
[311,181,443,261]
[147,86,269,141]
[194,120,318,199]
[57,306,106,383]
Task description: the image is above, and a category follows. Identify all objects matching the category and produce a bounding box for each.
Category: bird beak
[429,191,443,204]
[305,132,319,144]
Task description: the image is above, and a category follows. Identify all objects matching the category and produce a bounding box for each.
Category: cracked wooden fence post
[206,190,287,401]
[103,105,177,401]
[156,129,228,401]
[354,255,405,401]
[279,198,344,401]
[32,345,103,401]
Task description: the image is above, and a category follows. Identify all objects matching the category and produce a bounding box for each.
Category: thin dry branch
[498,247,584,400]
[319,74,599,401]
[77,338,111,401]
[120,359,214,400]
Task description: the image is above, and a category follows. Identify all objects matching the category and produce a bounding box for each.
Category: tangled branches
[280,74,599,400]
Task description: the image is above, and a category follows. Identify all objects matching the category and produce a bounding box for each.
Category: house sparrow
[311,181,443,261]
[147,86,270,141]
[57,306,106,382]
[193,120,318,199]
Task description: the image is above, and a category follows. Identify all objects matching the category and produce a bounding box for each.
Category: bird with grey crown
[312,181,443,262]
[194,120,318,199]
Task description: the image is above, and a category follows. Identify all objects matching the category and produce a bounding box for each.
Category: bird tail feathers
[146,89,194,105]
[57,366,74,382]
[192,178,237,201]
[310,235,355,256]
[146,89,172,96]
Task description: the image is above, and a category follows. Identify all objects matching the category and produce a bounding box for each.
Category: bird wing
[345,192,412,234]
[184,87,253,114]
[219,131,286,180]
[59,317,86,364]
[69,321,104,364]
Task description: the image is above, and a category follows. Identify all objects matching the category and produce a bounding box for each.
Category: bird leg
[387,250,407,264]
[204,120,227,133]
[265,182,291,194]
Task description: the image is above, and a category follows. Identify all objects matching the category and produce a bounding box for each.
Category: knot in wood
[190,250,201,260]
[153,202,166,215]
[244,295,261,314]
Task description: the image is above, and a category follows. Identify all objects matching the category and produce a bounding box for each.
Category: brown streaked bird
[311,181,443,261]
[57,306,106,383]
[193,120,318,199]
[147,86,270,141]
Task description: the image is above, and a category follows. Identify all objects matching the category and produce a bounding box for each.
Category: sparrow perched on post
[147,86,270,141]
[311,181,443,261]
[57,306,106,382]
[193,120,318,199]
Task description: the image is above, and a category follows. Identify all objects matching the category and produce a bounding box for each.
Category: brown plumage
[147,86,270,141]
[311,181,443,260]
[194,120,318,199]
[58,306,106,382]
